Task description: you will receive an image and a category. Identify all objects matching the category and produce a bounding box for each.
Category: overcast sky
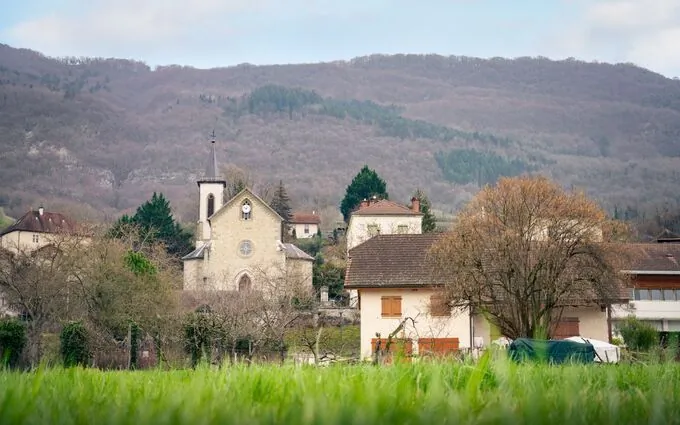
[1,0,678,78]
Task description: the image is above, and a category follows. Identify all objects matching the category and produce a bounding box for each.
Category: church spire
[197,131,226,186]
[206,130,219,179]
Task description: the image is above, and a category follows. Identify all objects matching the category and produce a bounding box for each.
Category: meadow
[1,356,680,425]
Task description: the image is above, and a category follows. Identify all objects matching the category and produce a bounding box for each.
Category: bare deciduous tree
[428,175,632,340]
[251,262,315,364]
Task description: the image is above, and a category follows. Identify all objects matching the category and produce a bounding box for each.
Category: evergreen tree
[270,180,292,222]
[413,189,437,233]
[269,180,293,241]
[111,192,193,257]
[340,165,389,222]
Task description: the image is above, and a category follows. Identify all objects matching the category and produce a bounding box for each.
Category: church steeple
[196,132,226,242]
[206,130,219,179]
[197,131,226,185]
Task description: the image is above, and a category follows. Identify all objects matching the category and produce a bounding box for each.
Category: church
[181,136,314,292]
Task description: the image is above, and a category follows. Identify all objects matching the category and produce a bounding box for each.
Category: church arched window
[241,199,252,220]
[238,274,252,291]
[207,194,215,218]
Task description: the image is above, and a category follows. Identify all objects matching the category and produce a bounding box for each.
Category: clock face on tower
[242,203,251,214]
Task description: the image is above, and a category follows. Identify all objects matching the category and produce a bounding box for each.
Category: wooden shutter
[381,296,402,317]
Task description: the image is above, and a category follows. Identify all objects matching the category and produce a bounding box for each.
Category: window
[381,296,402,317]
[663,289,676,301]
[367,224,380,237]
[238,275,252,291]
[207,194,215,218]
[241,200,252,220]
[651,289,663,301]
[304,224,310,234]
[238,240,253,257]
[32,234,39,243]
[635,289,650,301]
[397,225,408,234]
[429,295,450,317]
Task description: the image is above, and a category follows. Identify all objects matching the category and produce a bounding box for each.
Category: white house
[611,234,680,332]
[0,206,79,317]
[289,212,321,239]
[345,197,423,308]
[345,234,622,361]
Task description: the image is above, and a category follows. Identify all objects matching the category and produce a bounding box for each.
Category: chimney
[411,197,420,213]
[360,199,369,209]
[38,205,44,216]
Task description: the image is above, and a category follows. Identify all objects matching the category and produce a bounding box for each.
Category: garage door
[371,338,413,363]
[553,317,580,339]
[418,338,460,357]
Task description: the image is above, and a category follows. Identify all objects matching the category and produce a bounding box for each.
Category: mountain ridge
[1,44,679,227]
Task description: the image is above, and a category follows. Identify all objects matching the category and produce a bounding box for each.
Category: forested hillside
[1,44,679,234]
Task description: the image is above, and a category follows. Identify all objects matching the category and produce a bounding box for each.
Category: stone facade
[182,138,314,292]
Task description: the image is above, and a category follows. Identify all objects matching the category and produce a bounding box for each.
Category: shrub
[618,316,658,352]
[60,321,91,367]
[183,312,214,368]
[0,318,27,368]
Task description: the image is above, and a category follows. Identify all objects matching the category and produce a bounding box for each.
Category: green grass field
[1,358,679,425]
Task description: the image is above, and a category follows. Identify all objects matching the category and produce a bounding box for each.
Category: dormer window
[207,194,215,218]
[241,200,252,220]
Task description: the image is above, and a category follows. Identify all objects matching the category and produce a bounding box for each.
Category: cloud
[4,0,276,58]
[559,0,680,76]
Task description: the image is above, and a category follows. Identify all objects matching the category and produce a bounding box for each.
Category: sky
[0,0,679,78]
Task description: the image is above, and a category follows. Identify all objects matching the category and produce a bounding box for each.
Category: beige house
[182,137,314,292]
[289,212,321,239]
[0,207,77,254]
[345,197,423,308]
[345,234,618,361]
[0,207,78,316]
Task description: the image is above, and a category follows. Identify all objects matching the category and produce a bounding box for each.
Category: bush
[60,321,91,367]
[618,316,658,352]
[0,318,27,368]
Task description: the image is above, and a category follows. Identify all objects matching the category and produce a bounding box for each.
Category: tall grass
[1,357,679,424]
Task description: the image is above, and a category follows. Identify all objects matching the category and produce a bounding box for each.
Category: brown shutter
[553,317,580,339]
[392,297,402,316]
[381,297,391,316]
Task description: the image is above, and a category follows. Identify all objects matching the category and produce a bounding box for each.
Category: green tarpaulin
[508,338,596,364]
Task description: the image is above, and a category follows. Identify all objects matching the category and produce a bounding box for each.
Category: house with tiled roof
[289,212,321,239]
[611,239,680,333]
[0,206,78,254]
[346,233,628,361]
[345,197,423,308]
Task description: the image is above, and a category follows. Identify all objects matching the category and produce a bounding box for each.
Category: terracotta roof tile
[0,210,77,237]
[290,212,321,224]
[351,199,421,216]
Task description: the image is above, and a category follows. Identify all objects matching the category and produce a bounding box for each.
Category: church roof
[280,243,315,261]
[213,187,284,223]
[182,242,210,260]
